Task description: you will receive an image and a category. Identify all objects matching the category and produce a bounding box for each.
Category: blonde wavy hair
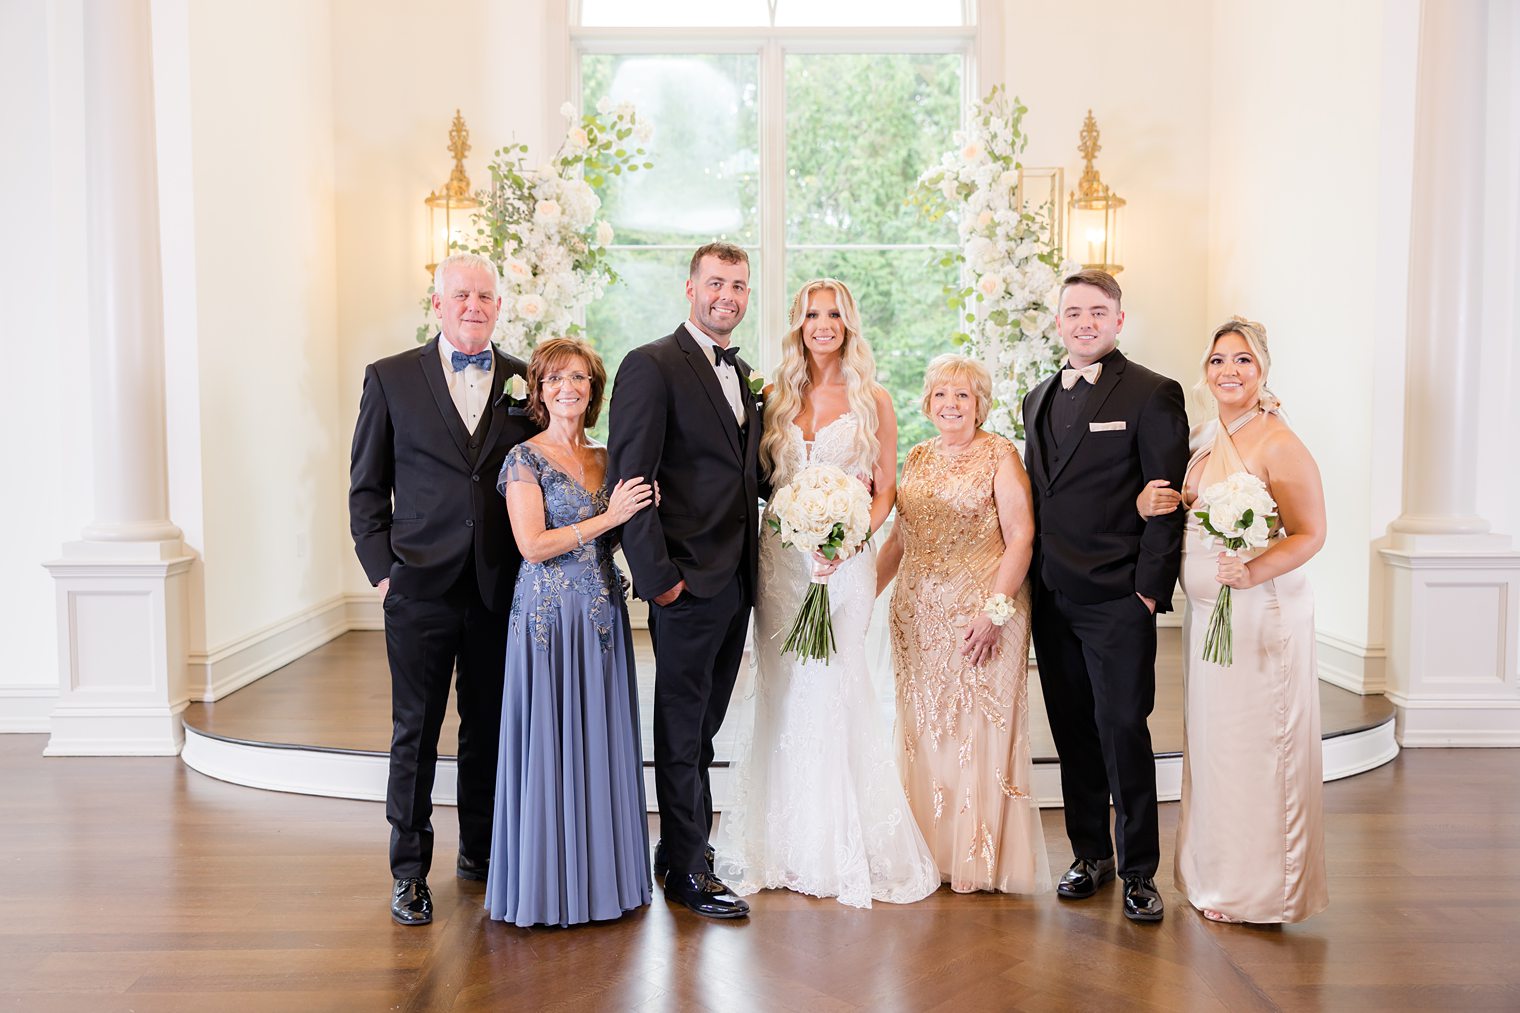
[759,278,882,483]
[1196,316,1280,413]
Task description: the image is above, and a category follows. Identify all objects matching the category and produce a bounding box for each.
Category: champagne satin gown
[889,432,1050,894]
[1174,409,1328,923]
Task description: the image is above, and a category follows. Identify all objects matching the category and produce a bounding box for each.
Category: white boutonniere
[747,371,767,398]
[508,374,528,402]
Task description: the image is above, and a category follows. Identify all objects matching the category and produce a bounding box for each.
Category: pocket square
[1089,420,1127,432]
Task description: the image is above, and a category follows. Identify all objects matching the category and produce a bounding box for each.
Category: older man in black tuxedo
[349,252,535,926]
[608,242,763,920]
[1022,269,1188,923]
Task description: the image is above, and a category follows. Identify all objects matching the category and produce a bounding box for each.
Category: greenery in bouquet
[417,100,654,354]
[910,86,1080,440]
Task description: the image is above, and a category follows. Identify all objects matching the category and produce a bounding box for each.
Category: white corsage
[982,593,1018,627]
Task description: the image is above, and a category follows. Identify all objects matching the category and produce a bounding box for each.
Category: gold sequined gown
[889,433,1051,894]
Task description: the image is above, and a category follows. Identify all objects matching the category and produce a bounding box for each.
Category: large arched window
[574,1,979,460]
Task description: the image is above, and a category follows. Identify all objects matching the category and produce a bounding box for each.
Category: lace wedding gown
[713,414,940,908]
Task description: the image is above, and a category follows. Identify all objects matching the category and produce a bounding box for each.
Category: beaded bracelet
[571,522,585,548]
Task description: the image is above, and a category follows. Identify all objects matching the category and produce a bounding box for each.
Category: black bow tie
[712,344,741,368]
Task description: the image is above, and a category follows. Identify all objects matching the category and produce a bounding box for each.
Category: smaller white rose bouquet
[766,465,873,663]
[1194,471,1278,666]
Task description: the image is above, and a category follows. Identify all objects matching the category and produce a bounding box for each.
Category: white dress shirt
[437,334,492,432]
[683,320,746,424]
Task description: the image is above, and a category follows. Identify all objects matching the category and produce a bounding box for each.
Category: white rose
[976,210,995,229]
[559,101,576,119]
[977,273,1005,299]
[596,95,613,115]
[534,199,562,222]
[566,126,589,150]
[503,257,532,282]
[595,220,615,246]
[998,169,1019,190]
[515,293,546,321]
[961,140,985,162]
[634,121,654,144]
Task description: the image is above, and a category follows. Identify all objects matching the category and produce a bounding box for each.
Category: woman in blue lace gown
[485,337,657,928]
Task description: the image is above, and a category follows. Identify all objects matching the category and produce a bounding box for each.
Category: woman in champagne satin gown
[1137,317,1329,924]
[878,355,1050,895]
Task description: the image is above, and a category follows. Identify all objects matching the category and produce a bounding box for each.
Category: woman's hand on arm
[505,470,655,565]
[1136,479,1182,519]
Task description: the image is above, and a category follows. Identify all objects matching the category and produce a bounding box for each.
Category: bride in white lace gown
[713,279,939,908]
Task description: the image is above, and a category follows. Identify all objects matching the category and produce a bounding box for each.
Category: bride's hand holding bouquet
[766,465,873,662]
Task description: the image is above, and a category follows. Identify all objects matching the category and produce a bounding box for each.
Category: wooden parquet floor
[3,735,1518,1011]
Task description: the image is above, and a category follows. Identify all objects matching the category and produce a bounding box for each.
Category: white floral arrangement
[419,99,654,355]
[911,87,1080,441]
[1194,471,1278,666]
[766,465,873,662]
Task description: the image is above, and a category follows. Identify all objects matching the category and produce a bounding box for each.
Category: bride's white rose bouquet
[766,465,873,663]
[1194,471,1278,666]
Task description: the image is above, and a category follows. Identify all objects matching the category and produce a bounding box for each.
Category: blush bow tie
[451,350,493,372]
[1060,363,1102,390]
[712,344,741,368]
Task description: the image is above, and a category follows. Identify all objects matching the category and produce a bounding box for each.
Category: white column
[1382,0,1520,746]
[43,0,193,755]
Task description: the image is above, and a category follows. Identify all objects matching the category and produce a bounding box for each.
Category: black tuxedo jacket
[608,324,763,603]
[1021,348,1189,612]
[349,336,535,613]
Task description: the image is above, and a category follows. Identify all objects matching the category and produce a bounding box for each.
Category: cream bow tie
[1061,363,1102,390]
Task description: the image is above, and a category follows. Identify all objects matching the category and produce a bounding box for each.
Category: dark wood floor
[182,631,1393,762]
[3,735,1518,1010]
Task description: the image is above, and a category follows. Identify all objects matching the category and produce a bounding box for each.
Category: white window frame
[555,2,1002,372]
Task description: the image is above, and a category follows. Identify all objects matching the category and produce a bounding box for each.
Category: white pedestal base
[1381,542,1520,746]
[43,543,194,756]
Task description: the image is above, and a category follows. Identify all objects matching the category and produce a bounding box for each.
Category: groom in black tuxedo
[608,242,763,919]
[349,253,535,926]
[1022,269,1188,923]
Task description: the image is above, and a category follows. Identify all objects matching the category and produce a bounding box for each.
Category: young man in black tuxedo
[1021,269,1188,923]
[349,253,536,926]
[608,242,763,919]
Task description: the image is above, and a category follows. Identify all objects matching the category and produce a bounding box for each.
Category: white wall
[331,0,555,597]
[1005,0,1214,395]
[163,0,348,657]
[1204,0,1421,686]
[0,0,93,729]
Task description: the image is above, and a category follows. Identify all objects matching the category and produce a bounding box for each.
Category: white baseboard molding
[1316,632,1387,695]
[188,596,352,703]
[0,686,59,733]
[1390,694,1520,746]
[345,591,384,631]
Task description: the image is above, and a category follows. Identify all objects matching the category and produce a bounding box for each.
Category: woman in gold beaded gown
[877,354,1051,894]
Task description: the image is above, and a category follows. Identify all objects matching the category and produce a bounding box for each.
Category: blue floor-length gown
[485,443,650,928]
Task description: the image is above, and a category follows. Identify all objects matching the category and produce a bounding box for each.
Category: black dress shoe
[391,877,433,926]
[1122,875,1164,922]
[1057,856,1117,900]
[664,872,750,919]
[651,839,715,878]
[456,854,488,882]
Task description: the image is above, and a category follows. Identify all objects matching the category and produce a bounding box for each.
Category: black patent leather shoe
[1057,856,1117,900]
[456,854,488,882]
[664,872,750,919]
[391,877,433,926]
[652,839,715,878]
[1122,875,1164,922]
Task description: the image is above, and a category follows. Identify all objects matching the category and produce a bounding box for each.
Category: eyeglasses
[541,372,592,387]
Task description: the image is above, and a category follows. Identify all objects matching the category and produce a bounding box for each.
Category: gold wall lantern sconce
[424,109,482,278]
[1067,110,1126,274]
